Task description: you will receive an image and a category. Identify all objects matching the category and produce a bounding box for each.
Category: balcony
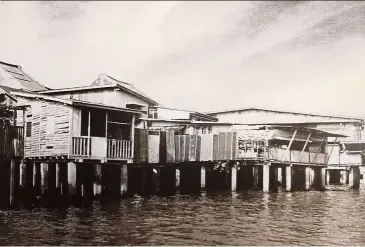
[71,136,133,160]
[0,126,24,158]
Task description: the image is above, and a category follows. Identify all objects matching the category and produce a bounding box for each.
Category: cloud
[0,1,365,117]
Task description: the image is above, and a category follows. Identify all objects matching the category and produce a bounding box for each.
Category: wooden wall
[16,97,71,158]
[133,131,237,164]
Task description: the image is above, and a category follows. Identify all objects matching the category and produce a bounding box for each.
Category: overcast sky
[0,1,365,116]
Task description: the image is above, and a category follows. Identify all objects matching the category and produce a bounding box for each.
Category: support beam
[253,166,260,189]
[68,162,77,196]
[87,109,91,157]
[201,166,206,189]
[93,163,102,197]
[299,132,312,162]
[40,162,49,195]
[231,166,237,191]
[9,159,16,206]
[320,167,326,190]
[286,166,292,191]
[349,166,360,189]
[19,162,26,188]
[326,169,330,185]
[262,163,270,193]
[131,115,135,158]
[281,130,297,162]
[120,164,128,196]
[305,166,311,190]
[56,163,60,190]
[175,168,180,189]
[277,167,283,185]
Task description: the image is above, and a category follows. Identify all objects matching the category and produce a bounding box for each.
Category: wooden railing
[107,139,133,159]
[0,126,24,157]
[238,147,327,164]
[72,137,90,156]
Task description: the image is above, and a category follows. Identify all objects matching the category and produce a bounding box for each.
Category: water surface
[1,186,365,245]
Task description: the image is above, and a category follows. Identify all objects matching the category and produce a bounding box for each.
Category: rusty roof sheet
[0,61,49,92]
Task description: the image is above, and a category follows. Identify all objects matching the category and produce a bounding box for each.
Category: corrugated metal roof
[0,61,49,92]
[205,107,364,121]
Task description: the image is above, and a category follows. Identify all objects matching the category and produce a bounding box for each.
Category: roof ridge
[206,107,364,120]
[0,60,20,68]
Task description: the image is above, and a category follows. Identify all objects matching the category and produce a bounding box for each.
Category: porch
[69,105,138,161]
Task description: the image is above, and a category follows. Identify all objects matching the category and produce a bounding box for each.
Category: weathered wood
[148,134,160,163]
[218,132,226,160]
[40,162,49,195]
[120,164,128,195]
[68,162,77,196]
[166,131,175,163]
[93,163,102,197]
[200,134,214,161]
[159,131,167,163]
[213,134,219,161]
[9,159,15,206]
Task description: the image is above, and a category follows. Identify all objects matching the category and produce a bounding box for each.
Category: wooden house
[8,73,159,163]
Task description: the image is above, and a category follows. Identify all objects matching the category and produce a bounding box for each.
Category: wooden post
[277,167,283,184]
[253,166,259,188]
[305,166,311,190]
[87,109,91,157]
[231,166,237,191]
[326,169,330,185]
[131,115,135,158]
[40,162,49,195]
[201,166,206,189]
[19,161,26,188]
[93,163,102,197]
[263,163,270,192]
[175,168,180,189]
[105,112,108,138]
[281,130,297,162]
[56,163,60,190]
[320,167,326,190]
[120,164,128,196]
[9,159,15,206]
[286,165,292,191]
[349,166,360,188]
[68,162,77,196]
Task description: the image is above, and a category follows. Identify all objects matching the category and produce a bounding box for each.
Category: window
[26,122,32,137]
[148,108,158,119]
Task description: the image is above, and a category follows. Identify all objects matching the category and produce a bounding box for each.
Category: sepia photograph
[0,1,364,245]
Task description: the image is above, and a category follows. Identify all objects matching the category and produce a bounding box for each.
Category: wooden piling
[262,163,270,193]
[349,166,360,188]
[93,163,102,197]
[68,162,77,196]
[201,166,206,189]
[285,166,292,192]
[231,166,237,191]
[120,164,128,196]
[253,166,260,189]
[40,162,49,195]
[175,167,180,189]
[9,159,15,207]
[305,166,311,190]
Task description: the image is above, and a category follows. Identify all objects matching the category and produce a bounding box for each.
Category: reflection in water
[0,188,365,245]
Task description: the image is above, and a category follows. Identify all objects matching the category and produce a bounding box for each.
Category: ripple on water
[0,188,365,245]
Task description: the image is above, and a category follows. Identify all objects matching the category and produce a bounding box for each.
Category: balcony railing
[71,136,133,159]
[0,126,24,158]
[239,147,327,165]
[107,139,133,159]
[72,137,90,156]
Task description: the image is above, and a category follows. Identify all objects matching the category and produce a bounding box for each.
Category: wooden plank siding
[16,97,71,158]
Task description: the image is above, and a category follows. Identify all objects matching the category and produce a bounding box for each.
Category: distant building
[206,107,365,169]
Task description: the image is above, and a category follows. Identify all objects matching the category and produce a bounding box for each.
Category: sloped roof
[206,107,364,121]
[91,74,158,105]
[41,73,159,105]
[0,61,49,92]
